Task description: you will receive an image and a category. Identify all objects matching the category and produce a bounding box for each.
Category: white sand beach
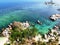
[0,37,8,45]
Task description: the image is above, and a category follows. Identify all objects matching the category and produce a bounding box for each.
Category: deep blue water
[0,2,60,33]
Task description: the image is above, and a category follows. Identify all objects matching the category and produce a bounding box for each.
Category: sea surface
[0,1,60,34]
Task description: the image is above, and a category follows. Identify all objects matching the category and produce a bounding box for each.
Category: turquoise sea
[0,1,60,34]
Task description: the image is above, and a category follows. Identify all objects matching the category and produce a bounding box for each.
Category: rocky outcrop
[50,14,60,21]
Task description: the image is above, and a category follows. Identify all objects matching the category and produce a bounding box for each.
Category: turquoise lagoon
[0,2,60,34]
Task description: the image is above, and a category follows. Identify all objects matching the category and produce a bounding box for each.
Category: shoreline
[0,21,60,45]
[0,20,58,34]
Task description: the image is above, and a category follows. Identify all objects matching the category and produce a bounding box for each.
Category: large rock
[50,14,60,21]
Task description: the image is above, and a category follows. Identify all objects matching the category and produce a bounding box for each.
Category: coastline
[0,21,60,45]
[0,2,60,45]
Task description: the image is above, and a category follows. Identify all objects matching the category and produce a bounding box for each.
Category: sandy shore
[0,37,8,45]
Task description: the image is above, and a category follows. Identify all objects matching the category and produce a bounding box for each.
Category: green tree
[9,25,38,44]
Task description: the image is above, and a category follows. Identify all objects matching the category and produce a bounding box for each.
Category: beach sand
[0,37,8,45]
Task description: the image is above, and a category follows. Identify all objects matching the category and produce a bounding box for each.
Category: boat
[37,20,42,25]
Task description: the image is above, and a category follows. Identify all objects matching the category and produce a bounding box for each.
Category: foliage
[9,25,38,44]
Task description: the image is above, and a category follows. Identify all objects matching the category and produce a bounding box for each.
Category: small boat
[37,20,42,25]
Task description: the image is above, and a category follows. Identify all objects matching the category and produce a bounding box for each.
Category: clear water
[0,2,60,34]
